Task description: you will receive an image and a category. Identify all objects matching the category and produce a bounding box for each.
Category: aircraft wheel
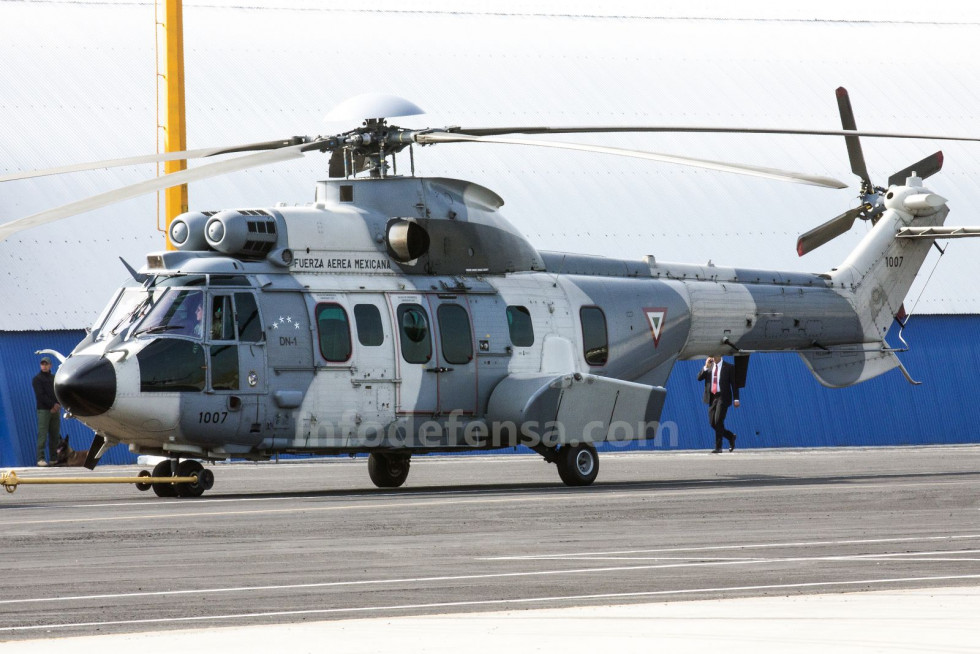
[151,460,178,497]
[135,470,152,492]
[368,453,411,488]
[175,460,208,498]
[556,443,599,487]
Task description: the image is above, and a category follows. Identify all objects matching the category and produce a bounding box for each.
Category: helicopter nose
[54,355,117,417]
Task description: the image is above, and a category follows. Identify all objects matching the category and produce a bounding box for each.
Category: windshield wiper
[136,324,187,336]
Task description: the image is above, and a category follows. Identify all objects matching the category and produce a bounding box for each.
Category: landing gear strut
[368,453,411,488]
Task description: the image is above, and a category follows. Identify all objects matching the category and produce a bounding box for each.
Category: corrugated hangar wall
[0,318,974,467]
[1,2,980,467]
[0,332,133,466]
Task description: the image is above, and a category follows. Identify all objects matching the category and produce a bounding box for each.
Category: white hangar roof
[2,0,980,330]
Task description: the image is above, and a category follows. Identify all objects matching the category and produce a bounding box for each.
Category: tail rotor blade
[797,206,863,256]
[836,87,873,188]
[887,151,944,187]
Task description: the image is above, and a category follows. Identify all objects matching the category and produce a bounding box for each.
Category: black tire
[367,453,411,488]
[151,460,177,498]
[556,443,599,486]
[175,460,206,498]
[135,469,152,492]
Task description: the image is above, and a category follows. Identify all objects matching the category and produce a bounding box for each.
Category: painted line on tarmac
[2,547,979,608]
[481,533,980,560]
[3,574,980,634]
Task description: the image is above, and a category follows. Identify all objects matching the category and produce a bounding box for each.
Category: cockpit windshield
[94,287,151,341]
[133,289,205,338]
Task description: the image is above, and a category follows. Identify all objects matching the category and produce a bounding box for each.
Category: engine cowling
[205,210,281,258]
[169,212,210,251]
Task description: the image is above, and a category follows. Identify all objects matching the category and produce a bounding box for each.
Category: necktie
[712,364,720,394]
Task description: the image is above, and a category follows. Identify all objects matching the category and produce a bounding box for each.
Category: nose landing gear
[141,459,215,497]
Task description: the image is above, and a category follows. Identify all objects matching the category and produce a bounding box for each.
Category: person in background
[32,356,61,466]
[697,355,740,453]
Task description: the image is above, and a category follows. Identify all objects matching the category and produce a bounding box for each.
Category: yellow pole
[162,0,187,249]
[1,470,200,494]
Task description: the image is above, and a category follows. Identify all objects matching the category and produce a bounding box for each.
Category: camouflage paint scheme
[54,175,947,465]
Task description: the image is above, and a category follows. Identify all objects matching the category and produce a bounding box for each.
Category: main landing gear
[368,452,411,488]
[136,459,215,498]
[533,442,600,486]
[556,443,600,486]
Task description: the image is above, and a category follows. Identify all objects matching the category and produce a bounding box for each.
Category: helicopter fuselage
[52,174,946,485]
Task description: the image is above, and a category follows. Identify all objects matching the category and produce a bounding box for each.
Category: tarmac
[11,586,980,653]
[2,447,978,649]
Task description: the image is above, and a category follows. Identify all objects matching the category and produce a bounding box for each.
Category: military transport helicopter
[2,88,978,497]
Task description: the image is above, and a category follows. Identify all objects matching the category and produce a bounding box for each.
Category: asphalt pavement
[1,445,978,649]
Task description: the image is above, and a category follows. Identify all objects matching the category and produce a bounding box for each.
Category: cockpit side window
[135,289,204,338]
[235,293,263,342]
[210,296,236,341]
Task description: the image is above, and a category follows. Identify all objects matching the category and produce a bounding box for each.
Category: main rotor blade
[796,206,864,256]
[887,151,944,187]
[836,87,872,188]
[0,144,308,243]
[450,125,980,143]
[418,132,848,189]
[0,137,309,183]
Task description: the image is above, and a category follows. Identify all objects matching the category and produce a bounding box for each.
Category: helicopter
[2,88,978,497]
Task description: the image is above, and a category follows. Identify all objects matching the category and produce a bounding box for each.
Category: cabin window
[506,305,534,347]
[235,293,263,342]
[210,296,236,341]
[579,306,608,366]
[354,304,384,346]
[437,304,473,364]
[397,304,432,364]
[210,343,240,390]
[137,339,206,392]
[315,303,352,362]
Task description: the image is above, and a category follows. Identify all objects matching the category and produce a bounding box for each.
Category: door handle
[425,366,454,373]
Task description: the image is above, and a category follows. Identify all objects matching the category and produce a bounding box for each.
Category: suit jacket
[697,361,740,407]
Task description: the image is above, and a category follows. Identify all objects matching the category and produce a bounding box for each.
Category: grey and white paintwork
[52,173,947,490]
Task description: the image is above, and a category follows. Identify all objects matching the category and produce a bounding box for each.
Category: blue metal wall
[1,317,977,468]
[0,331,135,467]
[638,315,980,451]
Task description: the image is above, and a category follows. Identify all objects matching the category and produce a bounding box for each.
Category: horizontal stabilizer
[799,346,904,388]
[897,226,980,239]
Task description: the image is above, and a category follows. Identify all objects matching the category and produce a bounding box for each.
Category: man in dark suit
[697,355,740,453]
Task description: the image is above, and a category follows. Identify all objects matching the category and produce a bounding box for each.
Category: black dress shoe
[729,435,737,452]
[710,449,722,454]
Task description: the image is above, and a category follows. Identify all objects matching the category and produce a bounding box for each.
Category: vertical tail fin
[829,176,948,342]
